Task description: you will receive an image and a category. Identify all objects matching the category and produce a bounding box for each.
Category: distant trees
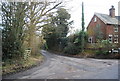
[42,24,57,49]
[42,8,72,50]
[42,2,88,55]
[55,8,71,38]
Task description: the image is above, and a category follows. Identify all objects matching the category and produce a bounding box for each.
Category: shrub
[60,37,68,49]
[64,43,79,55]
[96,50,109,55]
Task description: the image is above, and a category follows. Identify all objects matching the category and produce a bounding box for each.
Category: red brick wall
[106,25,114,38]
[118,26,120,47]
[87,15,106,42]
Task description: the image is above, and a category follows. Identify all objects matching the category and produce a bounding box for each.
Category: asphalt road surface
[3,50,119,79]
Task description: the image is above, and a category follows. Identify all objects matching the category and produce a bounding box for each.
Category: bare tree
[25,1,62,55]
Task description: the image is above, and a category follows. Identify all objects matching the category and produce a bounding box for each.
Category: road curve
[3,50,118,79]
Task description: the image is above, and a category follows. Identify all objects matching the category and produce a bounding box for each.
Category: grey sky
[0,0,119,32]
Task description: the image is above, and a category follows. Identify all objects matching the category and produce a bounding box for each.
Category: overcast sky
[65,0,120,32]
[0,0,120,32]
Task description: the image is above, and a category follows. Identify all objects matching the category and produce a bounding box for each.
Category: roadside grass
[2,53,44,75]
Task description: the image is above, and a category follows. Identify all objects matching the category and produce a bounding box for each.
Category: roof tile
[95,13,120,25]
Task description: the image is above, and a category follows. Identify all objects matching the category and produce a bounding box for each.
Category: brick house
[87,6,120,46]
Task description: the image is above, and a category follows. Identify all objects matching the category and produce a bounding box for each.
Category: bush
[96,50,108,55]
[64,43,79,55]
[60,37,68,49]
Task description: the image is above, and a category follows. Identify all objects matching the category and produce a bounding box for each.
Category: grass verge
[2,53,44,76]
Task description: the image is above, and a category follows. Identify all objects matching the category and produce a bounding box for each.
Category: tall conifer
[81,2,85,52]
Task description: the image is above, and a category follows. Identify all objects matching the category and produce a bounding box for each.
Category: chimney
[109,5,115,18]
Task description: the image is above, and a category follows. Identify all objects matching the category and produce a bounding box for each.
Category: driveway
[3,50,118,79]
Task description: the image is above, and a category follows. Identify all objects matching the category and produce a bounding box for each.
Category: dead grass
[2,53,44,75]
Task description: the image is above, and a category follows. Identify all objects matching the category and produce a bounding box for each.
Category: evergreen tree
[42,8,72,50]
[80,2,85,52]
[56,8,71,38]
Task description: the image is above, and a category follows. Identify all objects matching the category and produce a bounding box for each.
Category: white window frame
[114,38,118,43]
[114,26,118,32]
[108,35,112,43]
[88,37,93,43]
[114,35,118,37]
[94,17,97,22]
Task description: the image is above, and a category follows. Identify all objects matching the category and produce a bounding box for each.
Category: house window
[114,26,118,32]
[94,17,97,22]
[108,35,112,43]
[114,35,118,37]
[114,38,118,43]
[114,34,118,43]
[88,37,93,43]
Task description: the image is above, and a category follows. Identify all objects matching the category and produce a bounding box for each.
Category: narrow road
[3,50,118,79]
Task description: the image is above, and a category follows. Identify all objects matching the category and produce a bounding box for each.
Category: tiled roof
[95,13,120,25]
